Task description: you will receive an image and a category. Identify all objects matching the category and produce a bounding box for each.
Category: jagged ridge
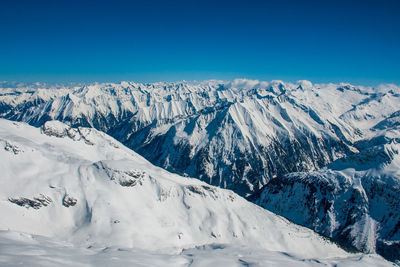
[2,80,399,196]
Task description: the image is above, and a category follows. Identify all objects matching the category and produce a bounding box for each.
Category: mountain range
[0,79,399,264]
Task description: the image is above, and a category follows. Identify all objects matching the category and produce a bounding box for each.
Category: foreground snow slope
[0,119,390,266]
[0,231,391,267]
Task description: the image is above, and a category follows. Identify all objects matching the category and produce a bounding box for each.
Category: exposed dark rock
[9,194,52,209]
[62,195,77,207]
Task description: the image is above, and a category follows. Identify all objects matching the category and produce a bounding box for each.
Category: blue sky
[0,0,399,85]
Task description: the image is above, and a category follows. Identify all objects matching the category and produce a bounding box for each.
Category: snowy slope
[2,80,399,197]
[0,119,376,264]
[0,231,392,267]
[1,80,400,264]
[255,125,400,262]
[0,119,392,266]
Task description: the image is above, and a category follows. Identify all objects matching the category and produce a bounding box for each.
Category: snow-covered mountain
[2,80,399,197]
[1,79,399,263]
[1,118,390,266]
[255,116,400,261]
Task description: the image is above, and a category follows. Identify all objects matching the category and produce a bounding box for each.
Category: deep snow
[0,119,392,266]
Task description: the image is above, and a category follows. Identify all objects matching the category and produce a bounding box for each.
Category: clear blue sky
[1,0,399,85]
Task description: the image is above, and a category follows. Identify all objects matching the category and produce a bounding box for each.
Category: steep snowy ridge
[0,119,390,266]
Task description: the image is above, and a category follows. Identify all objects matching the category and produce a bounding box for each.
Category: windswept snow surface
[0,231,392,267]
[0,119,391,266]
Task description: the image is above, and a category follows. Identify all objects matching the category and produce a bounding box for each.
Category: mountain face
[1,79,399,262]
[254,119,400,261]
[1,118,385,266]
[1,119,339,252]
[2,80,399,197]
